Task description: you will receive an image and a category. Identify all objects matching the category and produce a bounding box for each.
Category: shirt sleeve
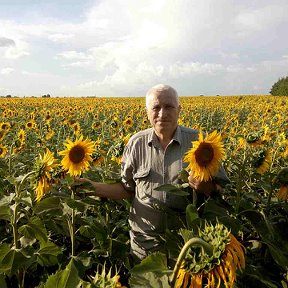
[121,143,136,192]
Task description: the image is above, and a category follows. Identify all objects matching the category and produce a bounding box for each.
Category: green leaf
[155,184,189,196]
[240,210,274,241]
[44,258,81,288]
[79,221,107,241]
[131,252,169,274]
[186,204,199,230]
[0,205,11,220]
[37,241,62,267]
[0,273,7,288]
[129,272,170,288]
[19,216,48,243]
[0,194,14,206]
[266,242,288,268]
[0,245,31,276]
[65,198,86,212]
[33,196,62,215]
[201,198,229,220]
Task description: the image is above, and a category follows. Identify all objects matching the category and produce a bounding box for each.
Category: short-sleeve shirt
[121,125,229,257]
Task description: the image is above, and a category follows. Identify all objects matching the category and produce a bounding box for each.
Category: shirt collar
[147,126,182,147]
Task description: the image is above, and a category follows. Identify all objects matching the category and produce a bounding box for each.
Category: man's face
[146,91,180,136]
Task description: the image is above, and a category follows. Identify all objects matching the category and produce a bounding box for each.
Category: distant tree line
[270,75,288,96]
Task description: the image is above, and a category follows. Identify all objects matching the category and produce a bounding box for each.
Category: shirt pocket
[133,168,152,200]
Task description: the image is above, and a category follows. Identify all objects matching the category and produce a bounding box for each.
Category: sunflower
[34,149,58,201]
[0,122,11,131]
[253,149,273,175]
[26,120,36,129]
[92,153,105,166]
[277,185,288,201]
[59,135,95,176]
[0,129,6,141]
[46,128,55,141]
[183,130,225,182]
[123,116,134,130]
[0,144,8,158]
[18,128,26,144]
[175,223,245,288]
[72,122,81,135]
[246,132,263,147]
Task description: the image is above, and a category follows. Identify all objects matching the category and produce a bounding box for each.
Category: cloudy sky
[0,0,288,97]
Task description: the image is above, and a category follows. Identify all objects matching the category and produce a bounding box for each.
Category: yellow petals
[183,130,225,182]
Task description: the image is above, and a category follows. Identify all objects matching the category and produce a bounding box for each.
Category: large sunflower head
[183,130,225,182]
[176,222,245,288]
[33,149,58,201]
[59,135,95,176]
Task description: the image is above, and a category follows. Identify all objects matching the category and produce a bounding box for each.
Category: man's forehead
[147,91,176,103]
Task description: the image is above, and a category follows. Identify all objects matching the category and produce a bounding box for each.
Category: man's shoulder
[179,126,199,137]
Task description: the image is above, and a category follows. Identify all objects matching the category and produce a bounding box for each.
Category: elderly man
[77,84,229,262]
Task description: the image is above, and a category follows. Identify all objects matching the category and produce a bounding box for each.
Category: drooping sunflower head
[253,149,273,175]
[90,264,126,288]
[33,149,58,201]
[176,222,245,288]
[183,130,225,182]
[58,135,95,176]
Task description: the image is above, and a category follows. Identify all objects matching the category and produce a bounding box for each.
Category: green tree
[270,75,288,96]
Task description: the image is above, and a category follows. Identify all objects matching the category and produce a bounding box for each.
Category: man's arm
[75,178,133,200]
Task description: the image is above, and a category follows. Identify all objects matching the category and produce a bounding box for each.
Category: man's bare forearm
[76,178,133,200]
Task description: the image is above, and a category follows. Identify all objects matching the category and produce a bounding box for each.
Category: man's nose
[158,108,166,117]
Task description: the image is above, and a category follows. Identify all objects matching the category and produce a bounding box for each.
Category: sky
[0,0,288,97]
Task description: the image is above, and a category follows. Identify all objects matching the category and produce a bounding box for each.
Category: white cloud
[0,0,288,96]
[1,67,14,74]
[56,50,92,60]
[4,45,29,59]
[169,62,224,78]
[48,33,74,43]
[0,37,15,47]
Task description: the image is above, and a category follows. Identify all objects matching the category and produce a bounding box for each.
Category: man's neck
[154,127,177,150]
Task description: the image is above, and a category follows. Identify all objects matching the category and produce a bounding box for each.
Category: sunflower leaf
[155,184,189,196]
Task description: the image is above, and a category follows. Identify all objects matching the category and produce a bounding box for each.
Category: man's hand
[188,174,218,197]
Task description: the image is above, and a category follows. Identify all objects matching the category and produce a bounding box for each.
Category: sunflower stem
[12,170,35,249]
[70,188,76,257]
[170,237,213,288]
[192,188,197,206]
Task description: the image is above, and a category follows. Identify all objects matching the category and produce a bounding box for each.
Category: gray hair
[145,84,179,108]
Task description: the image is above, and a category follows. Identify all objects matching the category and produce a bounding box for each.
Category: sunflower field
[0,95,287,288]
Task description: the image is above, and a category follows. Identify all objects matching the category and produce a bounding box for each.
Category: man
[76,84,229,262]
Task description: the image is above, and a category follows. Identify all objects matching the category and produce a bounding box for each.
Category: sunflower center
[195,143,214,167]
[69,145,85,164]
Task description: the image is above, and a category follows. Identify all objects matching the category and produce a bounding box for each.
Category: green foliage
[270,75,288,96]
